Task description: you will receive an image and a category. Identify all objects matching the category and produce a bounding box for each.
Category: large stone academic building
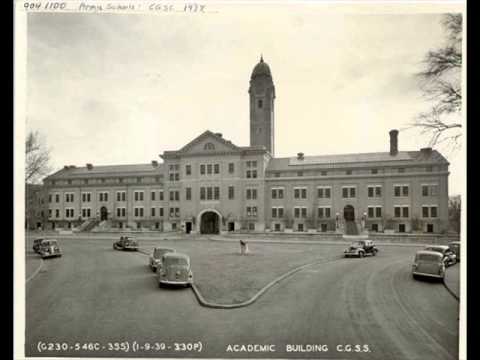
[43,58,450,234]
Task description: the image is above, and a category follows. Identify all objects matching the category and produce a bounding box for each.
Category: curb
[443,265,460,301]
[26,258,44,284]
[190,255,342,309]
[135,246,342,309]
[443,281,459,301]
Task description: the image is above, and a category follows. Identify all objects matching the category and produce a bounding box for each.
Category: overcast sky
[25,3,464,195]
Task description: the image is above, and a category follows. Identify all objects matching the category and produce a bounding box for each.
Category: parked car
[32,238,45,253]
[113,236,139,251]
[424,245,456,267]
[448,241,460,262]
[38,239,62,259]
[157,252,193,287]
[149,247,176,272]
[412,250,445,280]
[344,240,378,258]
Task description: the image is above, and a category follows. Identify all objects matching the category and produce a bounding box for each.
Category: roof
[46,163,163,179]
[416,250,443,257]
[424,245,449,250]
[266,150,448,171]
[251,56,272,79]
[163,252,190,259]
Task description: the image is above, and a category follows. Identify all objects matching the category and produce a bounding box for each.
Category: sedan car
[412,250,445,280]
[32,238,45,253]
[344,240,378,258]
[38,239,62,259]
[149,247,175,272]
[157,252,193,287]
[448,241,460,262]
[113,236,139,251]
[424,245,456,266]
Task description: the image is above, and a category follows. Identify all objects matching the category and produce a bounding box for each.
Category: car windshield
[417,254,441,262]
[425,247,445,253]
[154,249,172,258]
[43,241,57,246]
[164,257,188,266]
[352,241,364,247]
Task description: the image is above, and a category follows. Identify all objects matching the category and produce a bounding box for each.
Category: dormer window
[258,99,263,108]
[204,142,215,150]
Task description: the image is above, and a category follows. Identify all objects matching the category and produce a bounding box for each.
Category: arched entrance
[343,205,355,221]
[100,206,108,221]
[200,211,220,234]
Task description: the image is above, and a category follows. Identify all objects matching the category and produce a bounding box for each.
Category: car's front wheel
[358,252,364,258]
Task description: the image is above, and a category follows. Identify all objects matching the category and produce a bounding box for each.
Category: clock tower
[249,56,275,156]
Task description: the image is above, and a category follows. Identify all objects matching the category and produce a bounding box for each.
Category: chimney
[389,130,399,156]
[151,160,158,167]
[420,147,433,156]
[297,152,304,160]
[86,163,93,170]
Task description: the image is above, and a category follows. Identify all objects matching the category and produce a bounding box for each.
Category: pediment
[179,131,240,154]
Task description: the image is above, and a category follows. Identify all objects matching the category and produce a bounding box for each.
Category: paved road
[25,238,458,359]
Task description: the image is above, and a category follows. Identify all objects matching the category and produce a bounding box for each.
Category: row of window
[47,205,440,220]
[48,184,440,204]
[270,166,438,178]
[168,161,258,180]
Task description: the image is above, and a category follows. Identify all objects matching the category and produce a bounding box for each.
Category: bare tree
[25,130,52,184]
[413,13,463,150]
[448,195,461,234]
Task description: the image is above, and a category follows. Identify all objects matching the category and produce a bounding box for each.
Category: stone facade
[41,58,450,234]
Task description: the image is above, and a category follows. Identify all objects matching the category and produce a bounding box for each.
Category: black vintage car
[38,239,62,259]
[32,238,45,253]
[113,236,139,251]
[344,240,379,258]
[424,245,457,267]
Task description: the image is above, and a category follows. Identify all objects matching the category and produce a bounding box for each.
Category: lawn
[138,238,346,304]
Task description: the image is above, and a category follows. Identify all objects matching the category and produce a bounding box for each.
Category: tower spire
[260,54,263,62]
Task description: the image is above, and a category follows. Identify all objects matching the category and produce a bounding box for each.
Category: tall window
[186,187,192,201]
[317,187,331,199]
[422,205,438,218]
[367,185,382,198]
[134,191,144,201]
[294,187,307,199]
[317,207,331,218]
[228,186,234,200]
[342,186,356,198]
[394,185,409,197]
[272,188,284,199]
[117,191,126,202]
[394,206,409,218]
[422,184,438,197]
[228,163,234,174]
[246,189,258,200]
[186,164,191,176]
[367,206,382,218]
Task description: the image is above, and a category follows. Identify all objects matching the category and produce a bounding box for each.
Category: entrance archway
[100,206,108,221]
[200,211,220,234]
[343,205,355,221]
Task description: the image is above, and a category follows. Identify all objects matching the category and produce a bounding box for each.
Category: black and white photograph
[14,1,466,359]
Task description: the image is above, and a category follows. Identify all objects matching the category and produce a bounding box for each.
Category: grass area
[139,238,346,304]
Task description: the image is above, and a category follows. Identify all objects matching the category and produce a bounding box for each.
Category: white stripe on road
[26,258,44,284]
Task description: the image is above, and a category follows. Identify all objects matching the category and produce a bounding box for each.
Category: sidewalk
[444,263,460,299]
